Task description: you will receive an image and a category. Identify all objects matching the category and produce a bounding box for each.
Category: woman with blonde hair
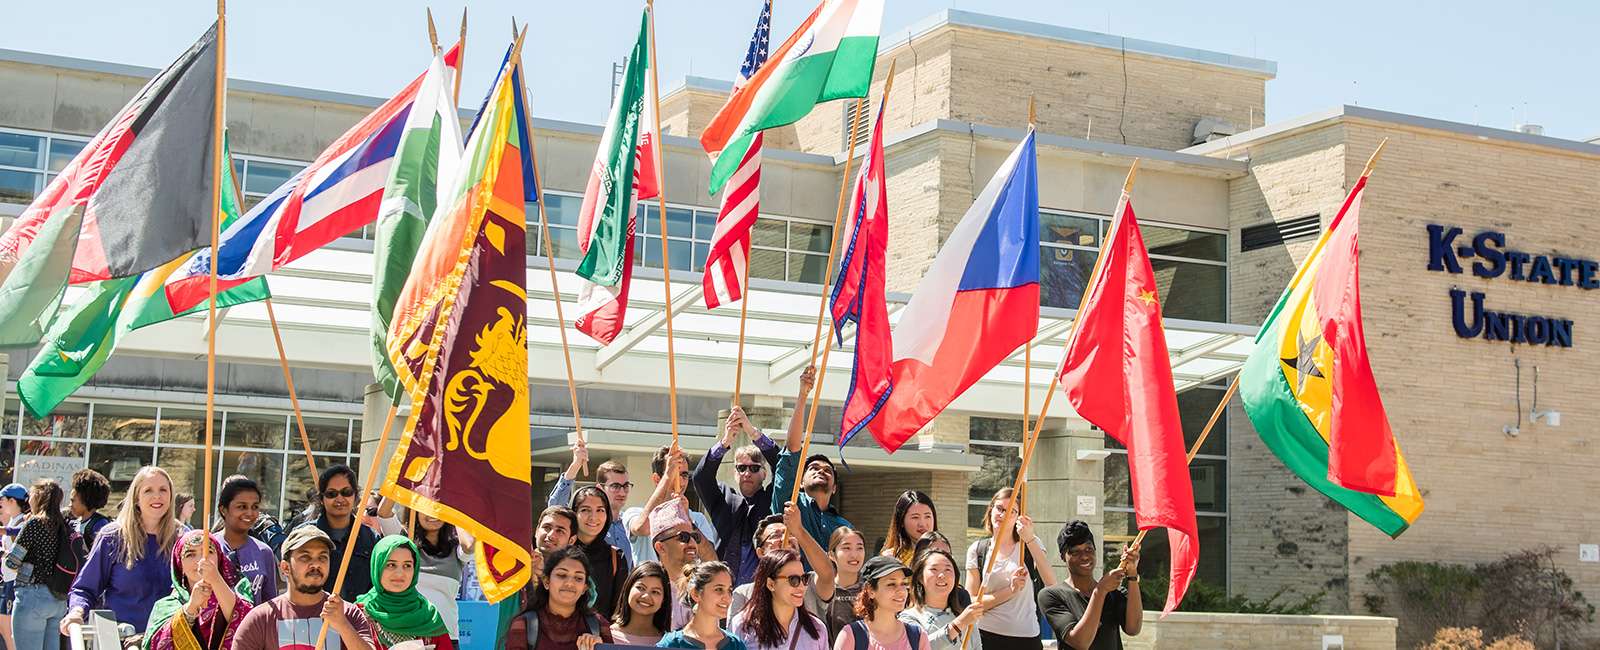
[60,466,181,636]
[963,488,1053,650]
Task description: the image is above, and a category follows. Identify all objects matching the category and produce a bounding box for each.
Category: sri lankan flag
[1239,172,1423,538]
[380,33,532,603]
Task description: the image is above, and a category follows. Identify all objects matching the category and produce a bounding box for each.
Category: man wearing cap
[1037,520,1141,650]
[233,527,375,650]
[648,498,710,629]
[771,373,852,547]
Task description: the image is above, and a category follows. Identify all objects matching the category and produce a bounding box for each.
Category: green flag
[19,136,270,419]
[574,9,650,288]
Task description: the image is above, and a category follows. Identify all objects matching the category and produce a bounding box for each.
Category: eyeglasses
[772,573,811,588]
[658,530,703,545]
[734,464,764,474]
[321,488,355,500]
[601,482,634,492]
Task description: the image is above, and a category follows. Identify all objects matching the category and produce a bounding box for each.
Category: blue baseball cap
[0,484,26,501]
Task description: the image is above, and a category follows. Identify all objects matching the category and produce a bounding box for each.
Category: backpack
[46,521,89,598]
[249,513,287,561]
[521,610,603,648]
[973,537,1046,601]
[849,620,921,650]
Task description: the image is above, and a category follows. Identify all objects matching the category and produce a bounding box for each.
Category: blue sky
[11,1,1599,141]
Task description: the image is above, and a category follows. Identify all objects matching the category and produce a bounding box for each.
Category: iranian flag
[574,8,660,345]
[700,0,883,195]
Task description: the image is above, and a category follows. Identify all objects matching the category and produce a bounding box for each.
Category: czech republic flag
[868,130,1040,452]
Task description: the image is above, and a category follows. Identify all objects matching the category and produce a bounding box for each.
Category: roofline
[1182,104,1600,158]
[663,75,734,96]
[863,119,1249,176]
[879,9,1277,76]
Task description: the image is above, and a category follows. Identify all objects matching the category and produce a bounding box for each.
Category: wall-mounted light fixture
[1076,449,1111,462]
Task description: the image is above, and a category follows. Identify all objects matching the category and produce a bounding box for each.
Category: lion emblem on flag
[443,305,529,481]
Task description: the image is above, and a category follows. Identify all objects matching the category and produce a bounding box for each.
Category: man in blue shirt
[771,366,852,547]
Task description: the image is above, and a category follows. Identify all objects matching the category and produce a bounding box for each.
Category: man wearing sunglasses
[647,498,711,629]
[623,445,718,564]
[545,439,634,565]
[690,368,814,587]
[291,464,380,601]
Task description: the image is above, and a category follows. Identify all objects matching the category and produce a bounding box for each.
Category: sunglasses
[658,530,703,545]
[734,464,764,475]
[321,488,355,500]
[772,573,812,588]
[601,482,634,492]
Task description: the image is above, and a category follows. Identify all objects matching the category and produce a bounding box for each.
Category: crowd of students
[0,368,1144,650]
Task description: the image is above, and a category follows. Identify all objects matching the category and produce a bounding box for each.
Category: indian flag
[1239,173,1424,538]
[699,0,883,195]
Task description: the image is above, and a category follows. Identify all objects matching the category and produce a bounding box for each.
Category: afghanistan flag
[0,24,221,349]
[699,0,883,195]
[370,47,465,402]
[380,38,532,603]
[1239,174,1424,537]
[18,137,270,418]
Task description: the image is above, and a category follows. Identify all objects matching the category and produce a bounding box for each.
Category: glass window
[1177,388,1228,457]
[47,140,85,173]
[156,447,220,517]
[542,193,581,227]
[967,443,1021,504]
[219,450,284,518]
[787,252,829,283]
[91,405,157,443]
[1040,247,1097,310]
[158,408,222,446]
[667,239,692,271]
[693,211,716,240]
[0,169,42,204]
[692,242,709,272]
[1151,259,1226,322]
[0,401,16,484]
[0,133,43,168]
[87,444,153,516]
[298,417,350,454]
[788,222,833,254]
[285,453,353,521]
[1190,458,1226,514]
[545,227,581,260]
[751,219,786,248]
[663,207,694,239]
[1040,212,1099,248]
[242,161,300,196]
[749,249,786,281]
[1145,225,1226,262]
[1103,452,1132,509]
[22,402,88,439]
[225,412,287,450]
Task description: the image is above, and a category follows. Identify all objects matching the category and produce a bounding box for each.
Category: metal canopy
[112,245,1257,423]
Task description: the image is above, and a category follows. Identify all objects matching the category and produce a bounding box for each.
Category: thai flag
[162,45,460,312]
[869,130,1040,453]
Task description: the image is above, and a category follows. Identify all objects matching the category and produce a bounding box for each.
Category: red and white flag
[702,0,772,309]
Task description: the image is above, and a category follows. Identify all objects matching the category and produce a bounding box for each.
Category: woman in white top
[375,497,475,640]
[963,487,1054,650]
[731,548,828,650]
[900,548,985,650]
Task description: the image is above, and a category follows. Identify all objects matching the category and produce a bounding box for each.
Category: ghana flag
[1239,168,1423,538]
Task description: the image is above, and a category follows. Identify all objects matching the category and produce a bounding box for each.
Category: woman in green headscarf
[357,535,453,650]
[144,530,254,650]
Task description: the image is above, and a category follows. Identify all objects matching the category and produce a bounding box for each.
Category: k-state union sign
[1427,225,1581,348]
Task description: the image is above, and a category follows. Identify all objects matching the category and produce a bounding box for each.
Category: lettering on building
[1427,225,1579,347]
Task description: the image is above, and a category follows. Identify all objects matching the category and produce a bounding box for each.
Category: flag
[1239,175,1424,536]
[380,41,532,604]
[573,8,660,345]
[700,0,883,195]
[1058,189,1198,615]
[829,97,891,447]
[163,44,463,313]
[866,130,1040,452]
[19,138,270,418]
[702,0,772,309]
[370,48,467,402]
[0,24,221,348]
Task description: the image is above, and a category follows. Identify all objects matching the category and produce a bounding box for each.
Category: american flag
[702,0,771,309]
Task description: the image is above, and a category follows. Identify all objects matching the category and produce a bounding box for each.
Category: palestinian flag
[1239,174,1424,537]
[0,24,221,349]
[19,137,270,419]
[572,7,659,345]
[381,36,533,604]
[699,0,883,195]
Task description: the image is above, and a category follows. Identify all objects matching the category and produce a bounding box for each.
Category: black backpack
[973,537,1047,601]
[46,521,89,598]
[849,620,922,650]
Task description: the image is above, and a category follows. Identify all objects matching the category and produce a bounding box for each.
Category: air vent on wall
[843,100,871,149]
[1241,214,1320,252]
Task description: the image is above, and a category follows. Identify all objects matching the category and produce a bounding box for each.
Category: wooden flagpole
[785,61,895,536]
[264,299,319,478]
[200,0,228,562]
[1019,94,1036,513]
[644,0,687,494]
[426,8,439,53]
[454,9,466,106]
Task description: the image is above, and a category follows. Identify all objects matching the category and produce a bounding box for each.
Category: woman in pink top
[832,557,930,650]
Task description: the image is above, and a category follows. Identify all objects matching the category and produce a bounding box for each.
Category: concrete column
[358,383,405,485]
[1028,422,1106,578]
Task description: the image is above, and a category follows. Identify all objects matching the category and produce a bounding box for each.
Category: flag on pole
[702,0,772,309]
[866,130,1040,453]
[1239,175,1424,536]
[699,0,883,195]
[370,48,467,402]
[0,24,221,349]
[380,37,533,604]
[573,8,660,345]
[1058,189,1198,615]
[163,44,463,313]
[829,97,891,447]
[19,137,270,418]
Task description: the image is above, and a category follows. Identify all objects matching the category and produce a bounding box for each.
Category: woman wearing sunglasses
[730,549,827,650]
[292,465,379,601]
